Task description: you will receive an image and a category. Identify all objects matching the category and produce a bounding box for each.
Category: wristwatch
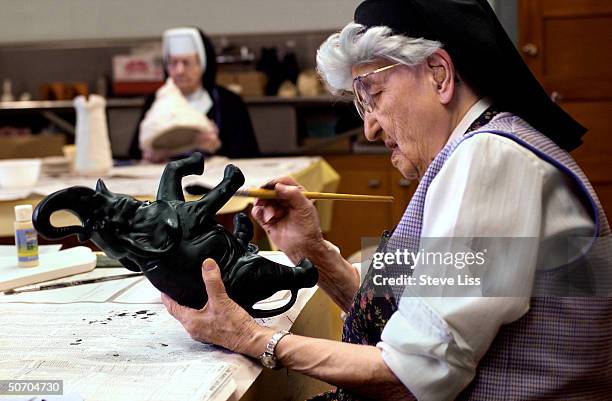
[259,330,291,369]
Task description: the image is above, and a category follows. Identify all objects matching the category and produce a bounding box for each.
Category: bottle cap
[14,204,33,222]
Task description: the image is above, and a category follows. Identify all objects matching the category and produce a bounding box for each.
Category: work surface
[0,156,340,237]
[0,251,341,401]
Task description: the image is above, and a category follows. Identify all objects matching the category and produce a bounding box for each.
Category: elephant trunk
[32,186,97,242]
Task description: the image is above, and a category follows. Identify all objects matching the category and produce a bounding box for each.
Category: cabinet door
[324,155,393,257]
[519,0,612,217]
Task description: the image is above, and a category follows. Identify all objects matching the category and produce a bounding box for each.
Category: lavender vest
[455,114,612,401]
[342,112,611,400]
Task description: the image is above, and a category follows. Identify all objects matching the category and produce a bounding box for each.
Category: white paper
[5,156,319,202]
[107,163,167,179]
[0,251,318,401]
[0,252,297,305]
[182,157,317,190]
[0,273,145,304]
[33,175,160,198]
[0,303,234,401]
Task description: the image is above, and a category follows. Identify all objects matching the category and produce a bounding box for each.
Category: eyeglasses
[352,63,401,119]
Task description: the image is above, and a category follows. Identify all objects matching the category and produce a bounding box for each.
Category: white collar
[185,87,213,115]
[445,97,493,146]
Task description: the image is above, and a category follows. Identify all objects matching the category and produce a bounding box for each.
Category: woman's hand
[250,177,325,264]
[142,148,173,163]
[251,177,360,311]
[162,258,273,357]
[196,123,222,154]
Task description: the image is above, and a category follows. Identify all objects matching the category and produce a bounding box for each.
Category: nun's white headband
[162,27,206,70]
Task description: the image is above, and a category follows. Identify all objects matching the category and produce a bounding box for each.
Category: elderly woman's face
[167,53,203,96]
[352,59,450,180]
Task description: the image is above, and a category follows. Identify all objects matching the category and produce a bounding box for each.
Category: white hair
[316,22,443,94]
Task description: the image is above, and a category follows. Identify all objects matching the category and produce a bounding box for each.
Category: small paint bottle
[14,204,39,267]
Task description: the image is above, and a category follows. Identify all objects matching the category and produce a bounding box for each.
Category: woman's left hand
[161,258,273,358]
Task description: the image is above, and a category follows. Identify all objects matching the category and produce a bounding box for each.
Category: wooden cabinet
[519,0,612,218]
[323,154,417,257]
[246,96,355,155]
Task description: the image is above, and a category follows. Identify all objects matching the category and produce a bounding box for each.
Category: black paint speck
[160,343,168,347]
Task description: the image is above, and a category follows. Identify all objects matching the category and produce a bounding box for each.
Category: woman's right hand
[253,177,360,311]
[251,177,324,264]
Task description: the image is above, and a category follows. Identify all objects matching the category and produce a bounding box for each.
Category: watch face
[261,353,276,369]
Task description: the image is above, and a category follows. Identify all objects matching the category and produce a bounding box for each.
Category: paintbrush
[234,188,394,202]
[3,272,144,295]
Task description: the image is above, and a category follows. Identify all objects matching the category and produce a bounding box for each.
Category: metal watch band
[259,330,291,369]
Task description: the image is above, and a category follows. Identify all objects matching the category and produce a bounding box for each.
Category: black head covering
[354,0,586,151]
[197,29,218,92]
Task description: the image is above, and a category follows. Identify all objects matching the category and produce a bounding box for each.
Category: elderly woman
[128,27,260,162]
[162,1,611,400]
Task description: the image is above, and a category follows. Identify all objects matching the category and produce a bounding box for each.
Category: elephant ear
[118,201,181,258]
[95,179,115,197]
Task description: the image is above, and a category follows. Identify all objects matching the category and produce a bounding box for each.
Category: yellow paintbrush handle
[238,188,394,202]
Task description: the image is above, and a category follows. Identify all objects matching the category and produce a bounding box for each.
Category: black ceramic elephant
[32,153,318,317]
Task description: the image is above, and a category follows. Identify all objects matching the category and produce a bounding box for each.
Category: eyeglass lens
[353,79,372,119]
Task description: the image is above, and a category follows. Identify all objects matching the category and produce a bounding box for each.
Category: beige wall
[0,0,360,44]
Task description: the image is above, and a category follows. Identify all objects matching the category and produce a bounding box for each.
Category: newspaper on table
[0,252,315,401]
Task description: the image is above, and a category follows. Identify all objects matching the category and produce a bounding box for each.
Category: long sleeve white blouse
[376,101,595,401]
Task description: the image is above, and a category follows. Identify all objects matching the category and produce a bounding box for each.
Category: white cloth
[163,27,206,70]
[139,78,215,154]
[447,97,492,144]
[377,101,595,401]
[185,87,213,115]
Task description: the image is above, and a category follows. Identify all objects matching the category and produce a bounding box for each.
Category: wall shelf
[0,95,359,157]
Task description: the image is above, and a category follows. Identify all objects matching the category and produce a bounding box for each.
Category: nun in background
[129,27,259,162]
[162,1,612,400]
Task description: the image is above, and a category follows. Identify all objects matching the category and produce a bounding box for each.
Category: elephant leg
[194,164,245,216]
[225,255,319,317]
[119,257,142,272]
[233,213,253,250]
[157,152,205,202]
